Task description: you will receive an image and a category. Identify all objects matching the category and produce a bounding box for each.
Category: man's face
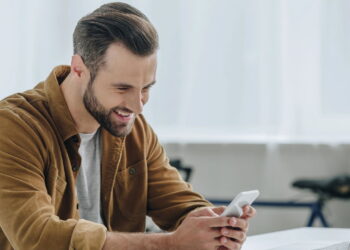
[83,43,157,137]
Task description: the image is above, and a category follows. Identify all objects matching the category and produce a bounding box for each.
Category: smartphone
[220,190,260,218]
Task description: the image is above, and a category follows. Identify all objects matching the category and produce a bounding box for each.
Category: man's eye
[117,88,128,91]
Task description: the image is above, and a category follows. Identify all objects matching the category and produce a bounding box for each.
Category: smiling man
[77,42,157,138]
[0,2,255,250]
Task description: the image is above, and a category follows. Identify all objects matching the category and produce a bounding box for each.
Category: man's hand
[216,205,256,250]
[169,205,256,250]
[102,206,256,250]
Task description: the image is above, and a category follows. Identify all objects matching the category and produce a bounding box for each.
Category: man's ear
[71,55,89,79]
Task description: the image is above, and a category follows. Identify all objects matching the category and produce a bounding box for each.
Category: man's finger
[217,236,241,250]
[241,205,256,219]
[189,207,219,217]
[221,226,247,242]
[205,216,235,228]
[233,217,248,231]
[214,216,248,230]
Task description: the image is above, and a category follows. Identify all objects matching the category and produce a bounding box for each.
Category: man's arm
[0,110,106,250]
[139,115,212,230]
[124,116,256,249]
[102,232,171,250]
[102,212,243,250]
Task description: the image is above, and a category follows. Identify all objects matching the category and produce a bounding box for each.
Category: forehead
[100,43,157,82]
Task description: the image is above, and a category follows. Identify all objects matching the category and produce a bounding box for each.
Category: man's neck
[60,73,100,134]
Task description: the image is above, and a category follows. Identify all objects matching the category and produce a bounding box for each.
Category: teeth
[117,111,131,117]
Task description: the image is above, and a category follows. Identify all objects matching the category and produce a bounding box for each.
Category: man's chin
[109,123,134,137]
[103,115,136,137]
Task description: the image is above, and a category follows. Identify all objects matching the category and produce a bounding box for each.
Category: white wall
[163,142,350,235]
[1,0,350,142]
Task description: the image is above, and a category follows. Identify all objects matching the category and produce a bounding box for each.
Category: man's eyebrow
[111,83,133,88]
[144,80,156,88]
[111,81,156,88]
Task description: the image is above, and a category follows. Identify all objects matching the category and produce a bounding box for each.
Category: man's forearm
[102,231,174,250]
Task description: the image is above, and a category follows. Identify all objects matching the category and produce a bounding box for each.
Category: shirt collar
[44,65,79,141]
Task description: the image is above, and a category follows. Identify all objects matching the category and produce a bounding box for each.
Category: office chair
[169,159,193,182]
[208,174,350,227]
[292,174,350,227]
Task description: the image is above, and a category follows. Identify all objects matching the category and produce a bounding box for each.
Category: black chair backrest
[170,159,193,182]
[328,175,350,198]
[292,175,350,199]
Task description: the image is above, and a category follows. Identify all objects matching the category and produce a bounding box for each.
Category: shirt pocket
[115,159,147,219]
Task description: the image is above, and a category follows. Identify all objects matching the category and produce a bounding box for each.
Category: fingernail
[222,228,228,235]
[230,218,236,225]
[222,237,227,243]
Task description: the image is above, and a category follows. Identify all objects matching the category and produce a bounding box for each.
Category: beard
[83,81,135,137]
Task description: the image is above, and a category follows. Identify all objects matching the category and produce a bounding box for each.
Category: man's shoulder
[0,82,47,111]
[0,85,52,135]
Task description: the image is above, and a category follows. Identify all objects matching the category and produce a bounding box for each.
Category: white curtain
[0,0,349,143]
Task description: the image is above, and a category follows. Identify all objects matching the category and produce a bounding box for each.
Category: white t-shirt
[76,129,104,225]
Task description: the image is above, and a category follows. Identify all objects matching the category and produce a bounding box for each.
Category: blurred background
[0,0,349,235]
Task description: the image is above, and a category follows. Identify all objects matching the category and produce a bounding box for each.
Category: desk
[242,227,350,250]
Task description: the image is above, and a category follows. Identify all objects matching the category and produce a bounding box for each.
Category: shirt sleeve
[0,109,107,250]
[142,116,212,231]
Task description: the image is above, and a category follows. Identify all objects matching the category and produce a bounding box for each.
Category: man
[0,2,256,250]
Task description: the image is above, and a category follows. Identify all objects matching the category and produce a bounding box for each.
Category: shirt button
[128,167,136,175]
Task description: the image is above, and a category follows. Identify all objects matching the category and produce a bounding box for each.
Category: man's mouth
[114,110,134,122]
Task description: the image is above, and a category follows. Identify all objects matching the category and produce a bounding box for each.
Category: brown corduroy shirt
[0,66,211,250]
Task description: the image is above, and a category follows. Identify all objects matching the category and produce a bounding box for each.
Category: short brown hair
[73,2,158,80]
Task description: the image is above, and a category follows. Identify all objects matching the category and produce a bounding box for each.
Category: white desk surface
[242,227,350,250]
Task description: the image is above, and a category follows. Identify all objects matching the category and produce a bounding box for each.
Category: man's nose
[128,91,144,114]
